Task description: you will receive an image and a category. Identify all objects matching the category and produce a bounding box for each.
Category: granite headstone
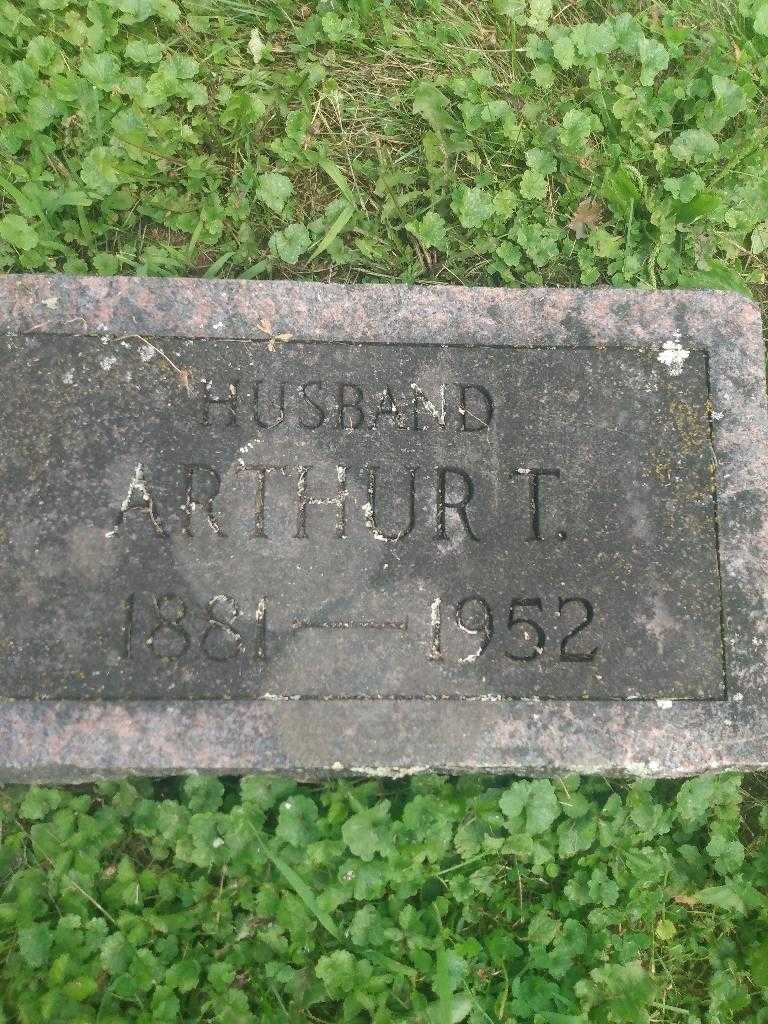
[0,276,766,779]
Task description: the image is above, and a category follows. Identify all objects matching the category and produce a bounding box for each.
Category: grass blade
[249,825,340,939]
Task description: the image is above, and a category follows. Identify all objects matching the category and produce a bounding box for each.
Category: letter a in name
[110,462,167,538]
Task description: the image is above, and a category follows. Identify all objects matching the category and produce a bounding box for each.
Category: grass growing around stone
[2,775,768,1022]
[1,0,768,296]
[2,0,768,1020]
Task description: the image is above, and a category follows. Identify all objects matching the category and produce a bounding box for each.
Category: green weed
[1,0,768,297]
[1,774,767,1022]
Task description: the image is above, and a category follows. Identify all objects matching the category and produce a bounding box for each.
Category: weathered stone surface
[0,275,766,779]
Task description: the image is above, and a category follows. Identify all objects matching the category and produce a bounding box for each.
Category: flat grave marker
[0,276,766,779]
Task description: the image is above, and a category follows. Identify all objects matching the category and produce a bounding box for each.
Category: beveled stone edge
[0,275,765,779]
[0,699,766,782]
[0,274,761,349]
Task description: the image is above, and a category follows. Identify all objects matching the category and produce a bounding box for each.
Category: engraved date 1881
[121,593,266,662]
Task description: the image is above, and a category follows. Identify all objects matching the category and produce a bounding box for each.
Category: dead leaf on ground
[567,198,604,239]
[176,367,193,396]
[267,332,293,352]
[672,894,697,908]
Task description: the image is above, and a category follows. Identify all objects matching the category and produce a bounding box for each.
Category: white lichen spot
[138,344,155,362]
[338,765,432,779]
[100,355,117,371]
[409,383,446,426]
[362,501,386,541]
[732,692,744,702]
[429,596,442,662]
[657,333,690,376]
[656,699,673,709]
[212,321,224,332]
[41,295,59,309]
[62,369,75,384]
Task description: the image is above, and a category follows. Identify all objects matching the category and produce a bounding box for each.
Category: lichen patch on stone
[657,334,690,376]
